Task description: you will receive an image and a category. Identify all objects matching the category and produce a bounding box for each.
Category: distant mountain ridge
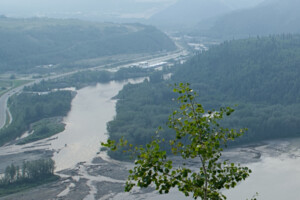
[198,0,300,38]
[148,0,232,30]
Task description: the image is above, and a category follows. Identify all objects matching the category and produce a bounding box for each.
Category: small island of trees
[0,158,58,197]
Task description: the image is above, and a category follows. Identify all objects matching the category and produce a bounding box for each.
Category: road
[0,48,189,129]
[0,79,41,129]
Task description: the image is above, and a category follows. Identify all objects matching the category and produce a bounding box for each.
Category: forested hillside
[173,35,300,104]
[0,17,176,73]
[107,35,300,158]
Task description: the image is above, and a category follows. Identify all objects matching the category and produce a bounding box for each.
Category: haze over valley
[0,1,299,200]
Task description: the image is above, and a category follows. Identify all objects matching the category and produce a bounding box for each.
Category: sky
[0,0,176,19]
[0,0,264,19]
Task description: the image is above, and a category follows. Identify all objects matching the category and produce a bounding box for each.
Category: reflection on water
[50,79,146,171]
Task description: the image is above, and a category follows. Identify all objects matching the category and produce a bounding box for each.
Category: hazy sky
[221,0,265,9]
[0,0,175,17]
[0,0,265,21]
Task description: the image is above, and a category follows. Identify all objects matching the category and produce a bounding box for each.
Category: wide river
[50,78,147,171]
[19,79,300,200]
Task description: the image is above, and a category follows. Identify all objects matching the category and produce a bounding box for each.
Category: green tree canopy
[103,83,252,200]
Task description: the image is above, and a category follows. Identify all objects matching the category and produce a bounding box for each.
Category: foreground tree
[103,83,252,200]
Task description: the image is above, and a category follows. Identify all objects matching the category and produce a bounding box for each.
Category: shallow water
[50,78,146,171]
[224,138,300,200]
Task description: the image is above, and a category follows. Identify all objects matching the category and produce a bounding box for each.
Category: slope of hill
[106,35,300,158]
[148,0,232,30]
[200,0,300,38]
[0,17,176,73]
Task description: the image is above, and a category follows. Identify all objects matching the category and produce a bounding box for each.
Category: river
[1,78,300,199]
[49,78,147,171]
[0,79,145,172]
[52,79,300,200]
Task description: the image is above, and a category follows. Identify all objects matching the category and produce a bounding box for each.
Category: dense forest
[0,91,73,146]
[0,17,176,73]
[173,34,300,104]
[107,35,300,159]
